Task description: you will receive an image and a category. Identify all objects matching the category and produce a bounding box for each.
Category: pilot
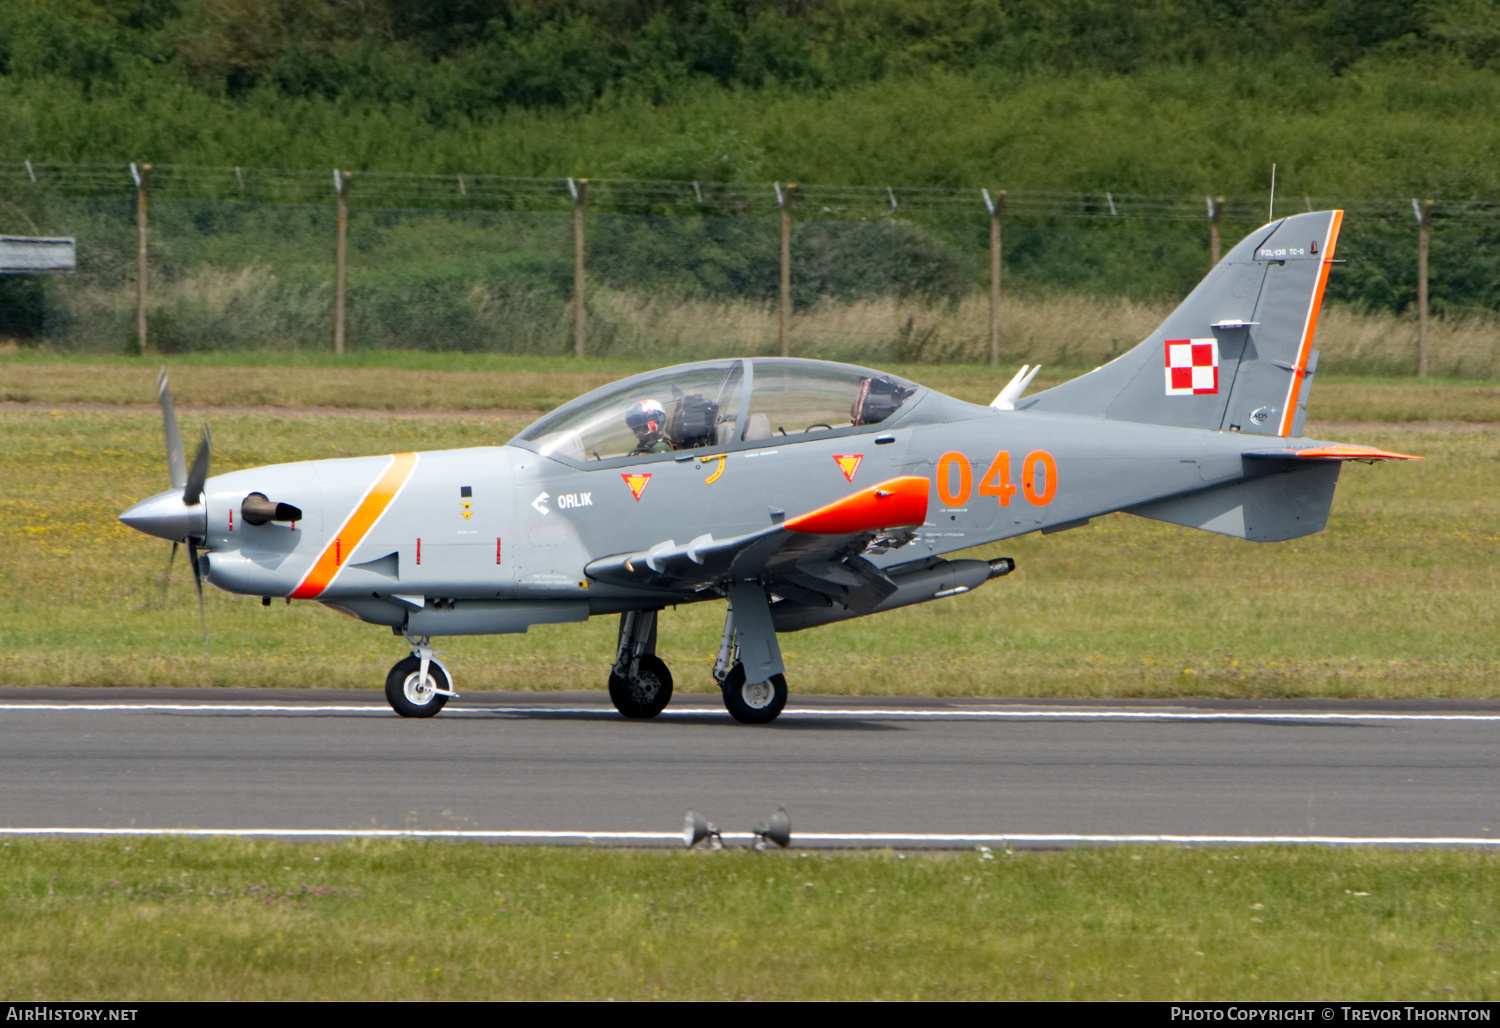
[626,399,672,455]
[851,376,914,426]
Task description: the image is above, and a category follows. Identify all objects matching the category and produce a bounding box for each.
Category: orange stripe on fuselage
[290,452,418,599]
[1279,210,1343,437]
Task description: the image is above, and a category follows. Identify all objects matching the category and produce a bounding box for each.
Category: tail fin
[1024,210,1343,438]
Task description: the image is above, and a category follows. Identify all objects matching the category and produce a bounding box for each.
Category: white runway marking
[0,827,1498,848]
[2,701,1500,724]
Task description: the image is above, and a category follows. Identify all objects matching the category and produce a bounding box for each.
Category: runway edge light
[684,810,722,850]
[753,806,791,850]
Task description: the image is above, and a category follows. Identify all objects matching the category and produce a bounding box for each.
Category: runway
[3,688,1499,848]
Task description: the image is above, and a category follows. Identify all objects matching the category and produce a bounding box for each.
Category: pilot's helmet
[626,398,667,438]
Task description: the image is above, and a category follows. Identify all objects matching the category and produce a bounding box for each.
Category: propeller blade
[187,539,209,654]
[158,368,186,491]
[184,425,211,506]
[158,540,178,609]
[148,371,209,654]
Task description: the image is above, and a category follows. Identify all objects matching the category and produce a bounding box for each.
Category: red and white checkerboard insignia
[1164,338,1219,395]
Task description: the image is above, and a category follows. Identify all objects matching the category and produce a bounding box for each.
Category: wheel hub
[403,672,436,705]
[629,674,660,703]
[741,680,773,709]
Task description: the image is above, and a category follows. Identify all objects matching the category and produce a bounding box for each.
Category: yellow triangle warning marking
[622,473,652,501]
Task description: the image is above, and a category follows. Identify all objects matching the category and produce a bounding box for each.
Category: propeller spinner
[116,429,211,542]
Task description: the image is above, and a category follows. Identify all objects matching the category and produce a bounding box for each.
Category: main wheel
[385,655,450,718]
[720,663,788,724]
[608,654,673,719]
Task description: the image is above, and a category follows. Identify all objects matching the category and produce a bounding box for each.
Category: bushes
[10,190,1492,370]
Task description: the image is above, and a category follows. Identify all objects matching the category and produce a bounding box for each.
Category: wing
[584,476,930,613]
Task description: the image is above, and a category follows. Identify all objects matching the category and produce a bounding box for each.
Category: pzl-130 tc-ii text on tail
[120,210,1418,724]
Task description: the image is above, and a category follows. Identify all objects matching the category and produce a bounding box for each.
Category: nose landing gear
[385,636,457,718]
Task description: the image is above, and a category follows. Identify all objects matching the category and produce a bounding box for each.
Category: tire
[720,663,788,724]
[385,655,450,718]
[608,653,673,719]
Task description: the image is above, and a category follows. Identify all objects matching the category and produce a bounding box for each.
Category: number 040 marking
[937,450,1056,507]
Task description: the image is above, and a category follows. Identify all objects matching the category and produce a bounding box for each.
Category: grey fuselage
[122,212,1401,643]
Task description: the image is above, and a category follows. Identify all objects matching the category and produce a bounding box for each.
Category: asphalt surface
[3,688,1499,847]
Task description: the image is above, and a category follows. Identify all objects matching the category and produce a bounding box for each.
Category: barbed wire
[2,161,1498,225]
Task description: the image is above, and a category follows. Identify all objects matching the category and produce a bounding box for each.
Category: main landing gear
[609,609,673,718]
[608,587,791,724]
[720,664,788,725]
[713,581,789,725]
[385,636,457,718]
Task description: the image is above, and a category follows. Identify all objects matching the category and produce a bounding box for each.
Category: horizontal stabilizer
[1126,461,1341,542]
[1243,444,1422,463]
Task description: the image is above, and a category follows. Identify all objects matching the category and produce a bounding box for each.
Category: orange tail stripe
[291,452,418,599]
[784,476,930,535]
[1279,210,1343,437]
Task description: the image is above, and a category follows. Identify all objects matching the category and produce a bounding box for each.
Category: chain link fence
[1,163,1496,374]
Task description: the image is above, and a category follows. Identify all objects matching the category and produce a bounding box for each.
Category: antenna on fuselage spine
[991,365,1042,410]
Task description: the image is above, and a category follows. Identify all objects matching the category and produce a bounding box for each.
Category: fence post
[1208,196,1224,269]
[570,177,588,357]
[1413,198,1432,377]
[334,170,350,356]
[776,182,795,358]
[131,162,150,354]
[983,189,1005,367]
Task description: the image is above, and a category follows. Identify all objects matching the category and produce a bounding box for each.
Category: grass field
[5,348,1500,421]
[0,354,1496,697]
[3,837,1500,1001]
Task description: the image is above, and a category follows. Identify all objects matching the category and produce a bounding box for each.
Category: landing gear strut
[609,609,673,718]
[385,636,456,718]
[714,581,789,724]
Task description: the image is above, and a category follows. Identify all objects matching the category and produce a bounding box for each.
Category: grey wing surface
[584,475,930,613]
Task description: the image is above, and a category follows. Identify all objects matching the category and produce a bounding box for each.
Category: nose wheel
[720,663,788,724]
[385,648,453,718]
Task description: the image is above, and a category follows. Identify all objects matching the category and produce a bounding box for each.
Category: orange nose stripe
[291,452,418,599]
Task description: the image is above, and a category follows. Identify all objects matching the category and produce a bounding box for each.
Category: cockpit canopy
[511,358,923,465]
